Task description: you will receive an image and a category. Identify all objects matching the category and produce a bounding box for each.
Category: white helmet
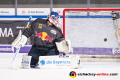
[48,11,60,27]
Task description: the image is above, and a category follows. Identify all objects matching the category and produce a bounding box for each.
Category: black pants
[28,45,59,66]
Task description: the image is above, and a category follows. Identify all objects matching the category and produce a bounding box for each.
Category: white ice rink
[0,53,120,80]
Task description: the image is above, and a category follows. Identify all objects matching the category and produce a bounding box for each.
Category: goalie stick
[10,47,21,69]
[10,16,32,69]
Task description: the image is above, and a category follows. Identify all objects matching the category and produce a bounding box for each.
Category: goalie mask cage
[63,8,120,59]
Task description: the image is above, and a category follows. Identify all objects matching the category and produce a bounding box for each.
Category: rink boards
[0,45,120,55]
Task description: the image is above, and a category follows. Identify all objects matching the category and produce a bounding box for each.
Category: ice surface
[0,53,120,80]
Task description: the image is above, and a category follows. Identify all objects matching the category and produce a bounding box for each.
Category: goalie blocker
[21,55,81,69]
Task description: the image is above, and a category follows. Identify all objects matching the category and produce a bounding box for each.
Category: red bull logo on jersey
[35,31,53,42]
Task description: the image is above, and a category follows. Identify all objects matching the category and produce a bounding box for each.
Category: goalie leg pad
[38,55,81,69]
[21,55,32,69]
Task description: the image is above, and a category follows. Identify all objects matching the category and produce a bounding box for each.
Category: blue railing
[0,15,120,18]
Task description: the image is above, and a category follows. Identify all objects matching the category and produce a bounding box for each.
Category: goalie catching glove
[11,30,27,48]
[55,40,71,53]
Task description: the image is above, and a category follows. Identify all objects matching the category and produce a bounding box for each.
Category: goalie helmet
[48,11,60,27]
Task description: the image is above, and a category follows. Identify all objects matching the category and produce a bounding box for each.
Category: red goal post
[63,8,120,38]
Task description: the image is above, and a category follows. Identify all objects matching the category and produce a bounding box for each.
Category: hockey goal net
[62,8,120,59]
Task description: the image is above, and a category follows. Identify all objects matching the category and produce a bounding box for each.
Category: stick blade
[9,65,19,70]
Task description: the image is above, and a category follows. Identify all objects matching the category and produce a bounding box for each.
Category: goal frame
[63,8,120,38]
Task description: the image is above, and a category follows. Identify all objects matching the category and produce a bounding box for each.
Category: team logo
[38,24,42,29]
[27,24,31,29]
[114,28,120,37]
[50,30,56,34]
[35,31,53,42]
[40,60,45,66]
[69,71,77,78]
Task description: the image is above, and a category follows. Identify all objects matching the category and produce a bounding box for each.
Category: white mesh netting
[63,11,120,48]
